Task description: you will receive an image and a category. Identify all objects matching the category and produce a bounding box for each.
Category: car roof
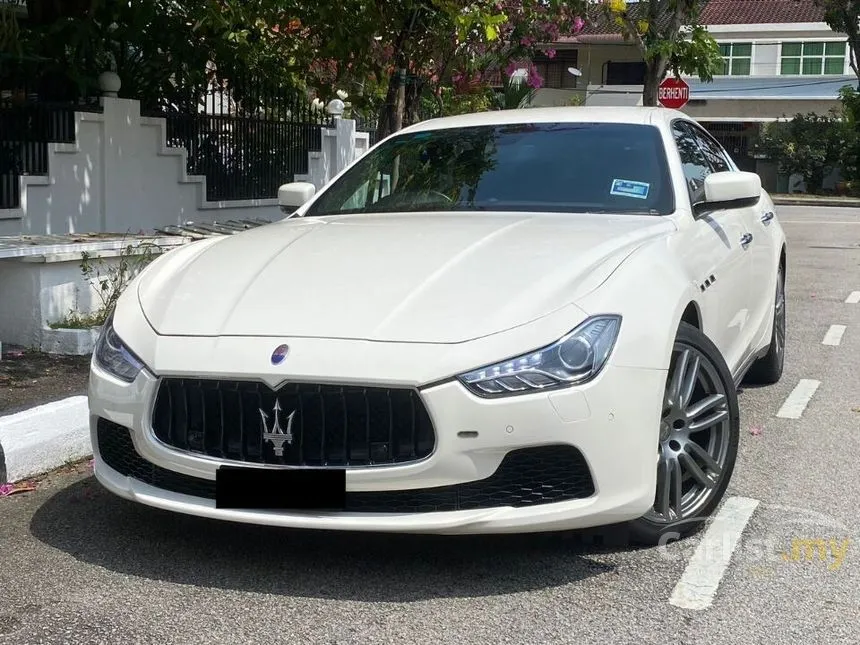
[401,106,687,133]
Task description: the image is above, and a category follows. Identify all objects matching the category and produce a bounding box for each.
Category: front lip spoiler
[94,458,508,531]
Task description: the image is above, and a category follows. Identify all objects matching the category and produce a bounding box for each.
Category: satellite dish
[568,67,583,77]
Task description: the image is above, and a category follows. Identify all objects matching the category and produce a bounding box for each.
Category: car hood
[137,212,674,343]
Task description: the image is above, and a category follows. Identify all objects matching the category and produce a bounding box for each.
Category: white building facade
[527,0,855,191]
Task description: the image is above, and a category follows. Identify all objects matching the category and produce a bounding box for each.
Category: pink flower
[545,48,557,59]
[574,17,585,33]
[527,64,544,89]
[0,484,14,497]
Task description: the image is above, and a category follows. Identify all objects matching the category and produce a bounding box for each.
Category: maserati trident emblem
[271,344,289,365]
[260,399,296,457]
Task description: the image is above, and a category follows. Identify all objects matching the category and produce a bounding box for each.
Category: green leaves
[601,0,716,105]
[758,110,853,192]
[669,25,723,81]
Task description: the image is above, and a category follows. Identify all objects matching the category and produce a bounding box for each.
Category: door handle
[740,233,753,247]
[761,211,775,223]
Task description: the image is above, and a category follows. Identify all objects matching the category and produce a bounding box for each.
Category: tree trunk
[375,68,407,141]
[393,68,406,132]
[642,58,668,107]
[642,72,659,107]
[403,76,422,126]
[374,9,419,141]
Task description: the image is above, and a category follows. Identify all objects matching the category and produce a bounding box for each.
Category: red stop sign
[658,77,690,109]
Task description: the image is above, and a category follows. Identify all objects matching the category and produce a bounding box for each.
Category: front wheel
[628,322,740,546]
[745,265,786,385]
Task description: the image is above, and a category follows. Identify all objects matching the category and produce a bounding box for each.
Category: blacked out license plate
[215,466,346,510]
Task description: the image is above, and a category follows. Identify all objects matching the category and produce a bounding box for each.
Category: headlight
[94,313,147,383]
[458,315,621,397]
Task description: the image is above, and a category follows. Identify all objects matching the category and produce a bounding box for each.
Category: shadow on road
[30,476,620,601]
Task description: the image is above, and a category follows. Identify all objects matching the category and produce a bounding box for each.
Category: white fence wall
[0,105,372,351]
[0,98,374,237]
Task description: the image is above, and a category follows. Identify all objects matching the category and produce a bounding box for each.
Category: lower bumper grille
[150,379,436,468]
[97,419,595,512]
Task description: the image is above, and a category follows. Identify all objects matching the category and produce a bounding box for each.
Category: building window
[532,50,579,89]
[605,61,646,85]
[781,41,846,75]
[719,43,752,75]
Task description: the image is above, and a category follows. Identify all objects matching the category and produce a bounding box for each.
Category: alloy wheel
[644,343,732,524]
[774,271,786,367]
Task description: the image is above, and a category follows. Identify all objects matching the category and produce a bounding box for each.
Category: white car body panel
[89,106,786,534]
[137,212,674,343]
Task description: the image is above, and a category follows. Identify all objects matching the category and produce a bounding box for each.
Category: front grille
[150,379,436,467]
[97,420,595,512]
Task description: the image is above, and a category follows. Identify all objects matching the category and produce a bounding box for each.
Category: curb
[0,396,91,484]
[772,196,860,207]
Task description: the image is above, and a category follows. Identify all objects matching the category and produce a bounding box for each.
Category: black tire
[627,322,740,546]
[744,265,786,385]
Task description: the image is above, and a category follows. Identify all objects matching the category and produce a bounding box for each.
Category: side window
[672,121,711,204]
[689,125,733,173]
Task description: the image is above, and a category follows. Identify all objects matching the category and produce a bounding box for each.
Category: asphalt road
[2,205,859,645]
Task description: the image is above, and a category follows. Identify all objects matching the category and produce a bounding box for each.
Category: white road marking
[822,325,847,346]
[846,291,860,304]
[776,379,821,419]
[668,496,760,611]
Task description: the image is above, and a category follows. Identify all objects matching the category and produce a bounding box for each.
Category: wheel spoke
[689,409,729,432]
[686,441,723,479]
[679,445,717,488]
[680,355,700,408]
[656,457,671,519]
[668,349,691,407]
[685,393,725,422]
[670,458,684,517]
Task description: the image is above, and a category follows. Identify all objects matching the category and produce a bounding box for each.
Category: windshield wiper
[584,208,662,216]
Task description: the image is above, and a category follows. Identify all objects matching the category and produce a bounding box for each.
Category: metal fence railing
[354,114,379,147]
[142,83,335,202]
[0,75,394,209]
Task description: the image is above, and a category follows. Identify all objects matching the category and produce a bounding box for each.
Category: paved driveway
[1,205,859,644]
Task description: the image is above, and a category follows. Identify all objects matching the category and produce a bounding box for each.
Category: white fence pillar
[101,97,148,232]
[295,117,371,191]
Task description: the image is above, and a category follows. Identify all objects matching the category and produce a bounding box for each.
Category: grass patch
[47,311,105,330]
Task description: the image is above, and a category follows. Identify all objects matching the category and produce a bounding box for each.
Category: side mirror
[696,171,761,214]
[278,182,316,212]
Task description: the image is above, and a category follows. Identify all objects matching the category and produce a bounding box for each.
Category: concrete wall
[684,99,842,120]
[0,109,373,352]
[0,255,106,348]
[0,238,188,349]
[0,98,283,237]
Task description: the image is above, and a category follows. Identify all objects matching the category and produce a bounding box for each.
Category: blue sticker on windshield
[610,179,650,200]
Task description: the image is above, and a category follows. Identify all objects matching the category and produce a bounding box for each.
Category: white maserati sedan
[89,106,786,545]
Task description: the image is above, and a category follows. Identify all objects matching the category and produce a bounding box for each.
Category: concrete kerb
[0,396,91,484]
[771,194,860,207]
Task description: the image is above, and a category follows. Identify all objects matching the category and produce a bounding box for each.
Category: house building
[528,0,856,190]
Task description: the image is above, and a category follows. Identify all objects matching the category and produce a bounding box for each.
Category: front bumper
[89,357,666,535]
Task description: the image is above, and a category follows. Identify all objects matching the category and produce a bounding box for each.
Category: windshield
[304,122,675,217]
